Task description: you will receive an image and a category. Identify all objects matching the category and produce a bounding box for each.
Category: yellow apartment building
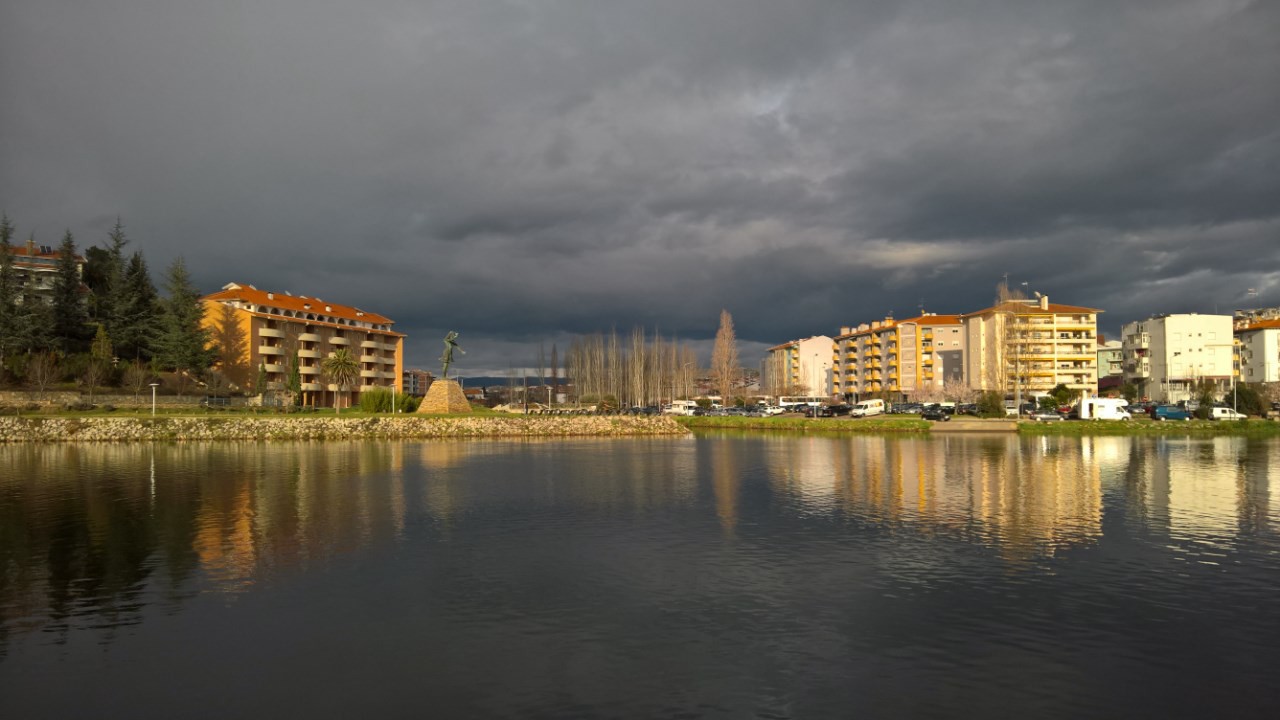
[962,295,1099,399]
[833,314,964,401]
[201,282,404,408]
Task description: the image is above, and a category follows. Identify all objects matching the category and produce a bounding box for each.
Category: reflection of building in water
[783,436,1107,561]
[1118,437,1272,542]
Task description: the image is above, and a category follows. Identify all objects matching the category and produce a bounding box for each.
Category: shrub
[976,391,1006,418]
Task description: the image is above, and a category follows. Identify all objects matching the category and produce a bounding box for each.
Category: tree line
[0,214,212,396]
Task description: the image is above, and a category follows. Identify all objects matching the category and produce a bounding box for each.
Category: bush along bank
[0,415,690,443]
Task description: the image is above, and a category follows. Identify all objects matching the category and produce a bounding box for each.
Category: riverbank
[0,414,688,442]
[677,415,1280,437]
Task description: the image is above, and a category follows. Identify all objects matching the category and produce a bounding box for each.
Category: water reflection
[2,436,1279,655]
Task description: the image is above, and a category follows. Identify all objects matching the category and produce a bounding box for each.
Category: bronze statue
[440,331,464,378]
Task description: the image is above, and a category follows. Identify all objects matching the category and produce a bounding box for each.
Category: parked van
[849,399,886,418]
[1076,397,1131,420]
[1150,404,1191,421]
[1209,407,1245,421]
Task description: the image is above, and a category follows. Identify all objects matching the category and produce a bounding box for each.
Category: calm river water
[2,433,1280,718]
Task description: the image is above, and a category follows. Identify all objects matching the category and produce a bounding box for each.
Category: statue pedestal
[416,379,472,414]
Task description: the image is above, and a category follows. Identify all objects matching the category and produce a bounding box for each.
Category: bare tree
[27,352,59,398]
[711,310,739,402]
[80,359,110,404]
[943,377,979,404]
[123,360,151,403]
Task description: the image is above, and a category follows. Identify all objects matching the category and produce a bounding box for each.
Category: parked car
[921,404,951,422]
[1150,404,1191,421]
[1029,411,1065,422]
[828,403,853,416]
[1209,407,1246,421]
[956,403,979,416]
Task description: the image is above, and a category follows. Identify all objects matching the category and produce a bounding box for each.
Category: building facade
[1121,313,1234,402]
[402,368,436,397]
[833,314,965,401]
[1234,319,1280,385]
[9,239,85,305]
[962,295,1100,399]
[201,282,404,408]
[763,335,833,397]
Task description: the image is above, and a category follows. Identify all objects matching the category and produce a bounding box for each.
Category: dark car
[803,405,835,418]
[828,403,853,416]
[1150,404,1191,421]
[921,404,951,421]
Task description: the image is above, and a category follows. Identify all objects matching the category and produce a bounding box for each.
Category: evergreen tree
[0,213,19,370]
[51,230,91,353]
[155,257,212,395]
[103,219,129,345]
[286,352,302,407]
[115,251,159,360]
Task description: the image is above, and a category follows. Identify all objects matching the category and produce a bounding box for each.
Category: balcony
[298,349,321,359]
[258,345,283,356]
[360,369,378,378]
[382,371,398,380]
[380,356,397,366]
[262,363,284,373]
[298,333,321,343]
[301,382,323,392]
[360,340,380,350]
[360,354,378,363]
[329,336,350,346]
[258,327,284,339]
[299,366,319,376]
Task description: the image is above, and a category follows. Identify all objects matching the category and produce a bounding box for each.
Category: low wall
[0,415,690,443]
[0,391,206,408]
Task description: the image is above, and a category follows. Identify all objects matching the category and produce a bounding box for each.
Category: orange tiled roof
[962,301,1100,318]
[9,244,84,262]
[1238,318,1280,331]
[896,314,962,326]
[203,283,395,326]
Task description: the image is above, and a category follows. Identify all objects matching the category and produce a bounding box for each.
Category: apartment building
[402,368,436,397]
[832,314,965,401]
[1234,319,1279,384]
[201,282,404,408]
[1121,313,1233,402]
[8,238,85,305]
[763,335,833,396]
[962,295,1100,399]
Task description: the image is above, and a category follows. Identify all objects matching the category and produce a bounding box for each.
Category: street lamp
[149,382,159,417]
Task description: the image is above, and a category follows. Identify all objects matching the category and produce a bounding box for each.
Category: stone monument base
[417,379,472,414]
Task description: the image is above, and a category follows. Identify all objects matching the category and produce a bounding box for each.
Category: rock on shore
[0,415,690,443]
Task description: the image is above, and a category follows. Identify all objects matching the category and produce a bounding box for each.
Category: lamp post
[149,382,159,417]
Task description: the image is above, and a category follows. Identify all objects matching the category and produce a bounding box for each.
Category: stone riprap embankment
[0,415,689,443]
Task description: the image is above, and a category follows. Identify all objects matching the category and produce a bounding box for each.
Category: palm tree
[321,348,359,413]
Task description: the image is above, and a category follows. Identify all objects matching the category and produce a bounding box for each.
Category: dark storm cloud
[2,0,1277,372]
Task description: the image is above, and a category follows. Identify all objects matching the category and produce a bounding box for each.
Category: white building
[961,295,1100,399]
[1121,314,1234,402]
[1236,319,1280,384]
[763,335,834,397]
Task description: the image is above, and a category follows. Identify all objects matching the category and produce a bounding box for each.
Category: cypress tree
[51,230,91,353]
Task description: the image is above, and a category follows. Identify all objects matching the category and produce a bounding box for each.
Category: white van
[850,399,885,418]
[1209,407,1245,421]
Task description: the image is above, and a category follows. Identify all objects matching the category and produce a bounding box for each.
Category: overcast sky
[3,0,1278,374]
